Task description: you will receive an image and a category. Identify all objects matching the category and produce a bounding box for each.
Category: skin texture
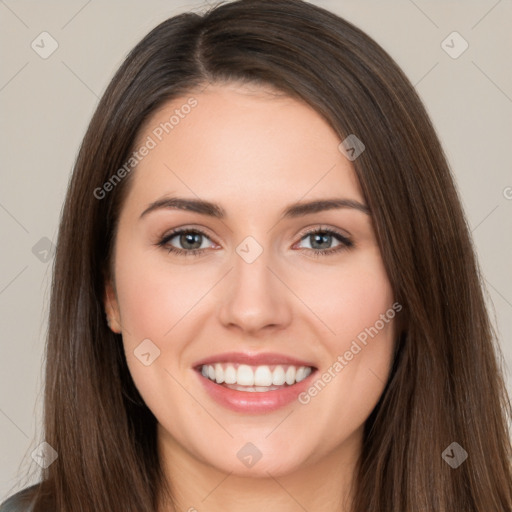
[104,82,398,511]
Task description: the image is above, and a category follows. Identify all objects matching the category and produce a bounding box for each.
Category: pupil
[311,233,331,249]
[181,233,202,250]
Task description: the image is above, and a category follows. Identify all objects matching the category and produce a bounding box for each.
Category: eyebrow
[139,196,370,220]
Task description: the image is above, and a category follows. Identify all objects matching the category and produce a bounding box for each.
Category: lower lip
[196,369,317,413]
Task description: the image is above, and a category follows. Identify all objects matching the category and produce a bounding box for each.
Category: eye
[156,226,353,258]
[294,227,353,257]
[157,228,216,256]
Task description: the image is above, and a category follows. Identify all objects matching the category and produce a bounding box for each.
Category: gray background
[1,0,511,500]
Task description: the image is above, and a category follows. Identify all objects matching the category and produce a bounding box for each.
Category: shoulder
[0,484,40,512]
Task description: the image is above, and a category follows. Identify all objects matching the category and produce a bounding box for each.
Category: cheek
[112,243,220,411]
[114,247,207,421]
[113,245,214,341]
[295,249,396,422]
[293,248,395,345]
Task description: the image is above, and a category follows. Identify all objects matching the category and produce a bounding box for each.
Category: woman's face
[105,82,398,477]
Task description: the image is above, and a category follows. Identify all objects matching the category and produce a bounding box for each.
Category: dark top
[0,484,39,512]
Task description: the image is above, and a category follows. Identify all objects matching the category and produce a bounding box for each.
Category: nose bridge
[233,243,272,296]
[218,236,292,332]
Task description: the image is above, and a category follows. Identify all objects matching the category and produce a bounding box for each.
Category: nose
[217,247,293,335]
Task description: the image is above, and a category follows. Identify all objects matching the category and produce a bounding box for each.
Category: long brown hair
[6,0,511,510]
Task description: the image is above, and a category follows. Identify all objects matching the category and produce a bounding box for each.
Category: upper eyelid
[161,226,216,243]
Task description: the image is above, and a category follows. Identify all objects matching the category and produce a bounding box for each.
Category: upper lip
[193,352,317,369]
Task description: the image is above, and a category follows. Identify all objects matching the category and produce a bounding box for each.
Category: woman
[2,0,511,510]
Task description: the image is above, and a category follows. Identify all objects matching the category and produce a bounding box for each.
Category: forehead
[125,82,364,214]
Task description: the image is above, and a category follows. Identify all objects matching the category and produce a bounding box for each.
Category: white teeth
[237,364,254,386]
[272,366,286,385]
[285,366,296,385]
[296,366,312,382]
[225,384,283,392]
[254,366,273,386]
[224,365,237,384]
[214,363,224,384]
[295,366,305,382]
[200,363,313,389]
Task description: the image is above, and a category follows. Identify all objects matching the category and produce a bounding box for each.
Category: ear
[104,278,122,334]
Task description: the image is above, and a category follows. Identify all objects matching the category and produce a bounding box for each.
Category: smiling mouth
[197,362,316,392]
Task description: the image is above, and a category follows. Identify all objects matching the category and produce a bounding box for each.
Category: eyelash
[156,226,354,258]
